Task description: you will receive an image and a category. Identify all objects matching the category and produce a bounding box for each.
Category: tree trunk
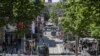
[96,38,99,56]
[0,27,5,43]
[75,35,79,56]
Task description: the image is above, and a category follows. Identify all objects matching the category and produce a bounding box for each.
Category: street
[36,30,79,56]
[0,21,91,56]
[0,54,82,56]
[1,0,100,56]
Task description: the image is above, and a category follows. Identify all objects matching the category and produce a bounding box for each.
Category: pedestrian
[73,46,75,53]
[2,42,5,53]
[64,43,67,50]
[64,46,66,50]
[33,42,36,51]
[45,46,49,56]
[79,44,82,52]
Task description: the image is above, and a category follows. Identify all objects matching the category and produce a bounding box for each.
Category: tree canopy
[49,2,65,24]
[0,0,44,34]
[61,0,100,37]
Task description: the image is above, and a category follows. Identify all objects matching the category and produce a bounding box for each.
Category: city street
[0,22,91,56]
[35,20,91,56]
[0,0,100,56]
[36,30,77,56]
[0,54,83,56]
[38,35,64,54]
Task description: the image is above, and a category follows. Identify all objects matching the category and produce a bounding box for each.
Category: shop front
[4,31,21,53]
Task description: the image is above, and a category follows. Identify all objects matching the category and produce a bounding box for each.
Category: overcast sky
[45,0,60,2]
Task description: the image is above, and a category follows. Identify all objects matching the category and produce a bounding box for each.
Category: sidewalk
[0,54,92,56]
[81,49,91,56]
[0,53,81,56]
[0,54,37,56]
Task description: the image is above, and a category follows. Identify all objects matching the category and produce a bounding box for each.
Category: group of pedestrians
[80,40,90,50]
[24,40,37,54]
[63,39,97,55]
[0,32,21,54]
[2,38,21,54]
[37,43,49,56]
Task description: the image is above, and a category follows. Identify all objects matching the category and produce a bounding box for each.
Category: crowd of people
[0,32,39,54]
[3,33,20,53]
[64,38,98,55]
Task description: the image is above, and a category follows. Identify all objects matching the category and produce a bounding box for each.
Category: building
[45,0,66,3]
[45,0,63,3]
[60,0,66,2]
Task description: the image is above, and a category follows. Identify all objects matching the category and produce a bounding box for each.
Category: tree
[61,0,100,37]
[0,0,45,35]
[49,2,65,24]
[61,0,100,56]
[41,5,50,21]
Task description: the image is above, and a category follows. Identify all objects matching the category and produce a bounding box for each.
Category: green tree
[61,0,100,37]
[61,0,100,56]
[41,5,50,21]
[0,0,44,35]
[49,2,65,24]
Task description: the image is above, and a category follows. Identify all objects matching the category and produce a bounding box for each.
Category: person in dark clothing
[35,26,39,33]
[13,39,18,53]
[17,38,21,49]
[37,44,49,56]
[83,41,87,48]
[2,42,6,53]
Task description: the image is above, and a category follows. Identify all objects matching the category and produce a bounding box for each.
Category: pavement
[0,53,91,56]
[0,37,91,56]
[0,28,91,56]
[0,54,83,56]
[41,31,92,56]
[81,49,91,56]
[37,31,77,56]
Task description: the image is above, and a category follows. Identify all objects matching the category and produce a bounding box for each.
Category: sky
[45,0,60,2]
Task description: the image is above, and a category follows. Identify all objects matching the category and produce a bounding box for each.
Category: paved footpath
[42,36,65,54]
[37,32,77,55]
[0,54,85,56]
